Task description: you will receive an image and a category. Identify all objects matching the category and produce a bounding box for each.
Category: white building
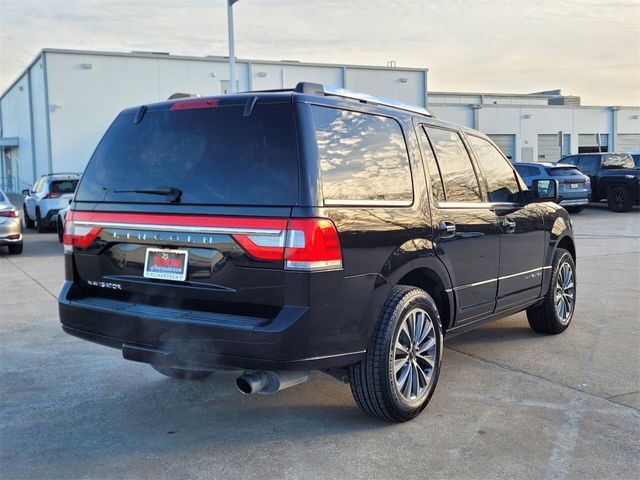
[1,48,639,193]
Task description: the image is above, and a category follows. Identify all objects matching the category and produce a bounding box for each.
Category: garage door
[538,134,570,162]
[617,134,640,152]
[578,133,608,153]
[488,134,515,161]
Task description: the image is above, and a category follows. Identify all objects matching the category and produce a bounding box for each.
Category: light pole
[227,0,239,93]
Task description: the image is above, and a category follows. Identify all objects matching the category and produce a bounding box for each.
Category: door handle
[500,217,516,233]
[438,221,456,238]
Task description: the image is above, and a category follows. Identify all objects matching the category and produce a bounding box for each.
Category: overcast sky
[1,0,639,105]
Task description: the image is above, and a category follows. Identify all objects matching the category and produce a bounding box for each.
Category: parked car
[0,189,23,254]
[22,173,81,232]
[59,83,576,422]
[513,162,591,213]
[559,153,639,212]
[632,153,639,168]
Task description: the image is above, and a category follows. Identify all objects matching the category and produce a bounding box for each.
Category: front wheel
[527,248,576,334]
[151,364,212,380]
[607,187,633,212]
[349,286,443,422]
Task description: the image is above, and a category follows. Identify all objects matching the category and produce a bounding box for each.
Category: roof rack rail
[46,172,81,177]
[294,82,434,118]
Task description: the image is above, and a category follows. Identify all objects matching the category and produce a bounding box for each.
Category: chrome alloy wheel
[555,262,575,324]
[392,308,437,403]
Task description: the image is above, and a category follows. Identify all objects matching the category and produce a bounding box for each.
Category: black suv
[59,83,577,422]
[559,153,639,212]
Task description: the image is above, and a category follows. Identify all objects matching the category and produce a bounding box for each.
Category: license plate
[143,248,189,282]
[571,183,579,189]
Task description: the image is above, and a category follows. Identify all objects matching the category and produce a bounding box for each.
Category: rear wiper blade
[113,187,182,203]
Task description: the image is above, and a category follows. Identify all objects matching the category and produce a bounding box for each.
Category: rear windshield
[76,103,299,205]
[547,167,583,177]
[51,180,78,194]
[601,153,634,169]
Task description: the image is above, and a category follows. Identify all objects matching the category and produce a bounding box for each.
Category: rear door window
[311,105,413,204]
[547,167,583,177]
[468,135,521,203]
[50,180,78,194]
[76,103,299,206]
[577,156,600,173]
[425,127,481,202]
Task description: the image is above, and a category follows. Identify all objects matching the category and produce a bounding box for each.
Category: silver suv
[22,173,80,233]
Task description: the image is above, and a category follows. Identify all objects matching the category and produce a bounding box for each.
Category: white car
[22,173,80,233]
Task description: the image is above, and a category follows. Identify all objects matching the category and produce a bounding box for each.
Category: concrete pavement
[1,205,638,479]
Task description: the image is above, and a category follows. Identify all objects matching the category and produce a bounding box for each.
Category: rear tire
[36,209,47,233]
[8,242,23,255]
[151,364,212,380]
[349,286,443,422]
[566,206,584,214]
[607,187,632,212]
[23,206,35,229]
[527,248,576,334]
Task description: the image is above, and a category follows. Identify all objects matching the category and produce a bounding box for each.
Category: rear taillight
[43,192,62,199]
[232,218,342,271]
[284,219,342,271]
[63,211,102,253]
[0,210,18,218]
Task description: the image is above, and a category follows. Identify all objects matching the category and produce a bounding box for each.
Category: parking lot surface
[1,204,639,479]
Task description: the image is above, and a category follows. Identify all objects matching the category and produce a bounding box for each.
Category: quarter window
[311,106,413,204]
[468,135,521,203]
[425,127,481,202]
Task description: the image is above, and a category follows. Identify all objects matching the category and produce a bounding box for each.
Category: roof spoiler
[293,82,434,118]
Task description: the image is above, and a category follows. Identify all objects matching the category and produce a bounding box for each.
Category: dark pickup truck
[559,153,640,212]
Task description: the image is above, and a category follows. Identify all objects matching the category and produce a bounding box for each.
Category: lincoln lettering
[111,231,216,245]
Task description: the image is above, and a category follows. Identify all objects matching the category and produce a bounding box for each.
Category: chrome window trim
[437,201,493,209]
[323,199,413,207]
[74,221,284,237]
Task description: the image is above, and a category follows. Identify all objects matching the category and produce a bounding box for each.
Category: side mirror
[531,179,559,203]
[21,189,30,196]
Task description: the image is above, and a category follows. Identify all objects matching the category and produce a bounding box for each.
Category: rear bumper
[43,208,60,225]
[558,197,589,207]
[58,281,367,371]
[0,222,22,243]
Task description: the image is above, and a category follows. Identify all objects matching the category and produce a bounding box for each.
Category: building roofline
[38,47,430,72]
[1,47,430,101]
[0,50,45,101]
[429,90,555,99]
[428,102,640,110]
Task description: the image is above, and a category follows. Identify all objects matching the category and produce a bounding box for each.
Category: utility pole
[227,0,239,93]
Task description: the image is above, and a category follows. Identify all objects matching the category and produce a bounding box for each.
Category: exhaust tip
[236,371,269,395]
[236,376,253,395]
